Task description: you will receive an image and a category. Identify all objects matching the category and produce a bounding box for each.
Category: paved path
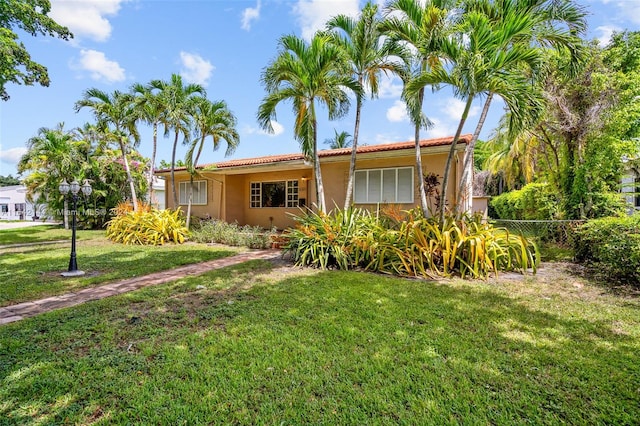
[0,249,282,326]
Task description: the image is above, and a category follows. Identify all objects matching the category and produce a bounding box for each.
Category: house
[0,185,45,221]
[621,168,640,214]
[156,135,477,229]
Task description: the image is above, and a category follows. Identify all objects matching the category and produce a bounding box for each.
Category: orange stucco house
[156,134,475,229]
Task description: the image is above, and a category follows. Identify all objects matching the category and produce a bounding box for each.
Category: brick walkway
[0,249,282,326]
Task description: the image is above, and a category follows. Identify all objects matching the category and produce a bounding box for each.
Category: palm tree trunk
[171,133,179,208]
[148,122,158,204]
[457,93,493,211]
[440,95,474,224]
[343,90,363,210]
[119,138,139,212]
[63,198,69,230]
[186,139,205,229]
[312,118,326,212]
[415,88,429,217]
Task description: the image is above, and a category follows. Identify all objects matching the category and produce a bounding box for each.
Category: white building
[0,185,45,221]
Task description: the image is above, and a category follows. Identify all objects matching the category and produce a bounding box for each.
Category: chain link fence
[490,219,586,247]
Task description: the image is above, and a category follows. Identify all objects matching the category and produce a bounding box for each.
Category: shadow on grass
[0,246,236,306]
[0,264,638,424]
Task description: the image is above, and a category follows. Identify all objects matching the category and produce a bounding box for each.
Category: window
[179,181,207,205]
[354,167,413,204]
[636,176,640,209]
[15,203,25,212]
[250,180,298,208]
[0,204,7,213]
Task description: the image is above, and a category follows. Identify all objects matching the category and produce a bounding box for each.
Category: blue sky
[1,0,639,178]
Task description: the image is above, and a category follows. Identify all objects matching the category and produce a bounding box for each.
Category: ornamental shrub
[284,207,538,279]
[574,213,640,285]
[190,219,276,249]
[490,183,558,220]
[106,204,189,245]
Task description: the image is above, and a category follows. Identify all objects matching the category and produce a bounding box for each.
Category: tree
[0,175,20,186]
[131,81,165,203]
[75,89,142,211]
[323,129,353,149]
[0,0,72,100]
[258,33,359,212]
[381,0,455,216]
[151,74,206,207]
[17,123,88,228]
[327,1,404,209]
[406,2,553,223]
[454,0,587,212]
[185,98,239,228]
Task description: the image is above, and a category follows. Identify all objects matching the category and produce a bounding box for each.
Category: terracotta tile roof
[157,134,471,173]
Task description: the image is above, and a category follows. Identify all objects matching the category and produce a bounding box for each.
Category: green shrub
[190,219,275,249]
[106,204,189,245]
[490,183,559,220]
[574,214,640,285]
[584,192,628,219]
[285,207,538,279]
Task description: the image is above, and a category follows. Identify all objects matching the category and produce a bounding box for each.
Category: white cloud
[0,147,28,165]
[378,75,403,99]
[386,100,409,122]
[424,117,453,139]
[241,0,261,31]
[74,49,126,82]
[293,0,360,40]
[179,52,215,87]
[443,98,480,121]
[50,0,126,42]
[244,121,285,137]
[595,25,621,47]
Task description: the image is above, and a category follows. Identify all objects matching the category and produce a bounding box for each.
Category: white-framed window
[354,167,414,204]
[250,180,299,208]
[179,180,207,205]
[0,204,8,214]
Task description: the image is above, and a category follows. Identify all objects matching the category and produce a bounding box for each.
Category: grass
[0,225,82,245]
[1,260,638,424]
[0,228,236,306]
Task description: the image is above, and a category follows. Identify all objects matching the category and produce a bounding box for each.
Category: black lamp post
[59,179,92,277]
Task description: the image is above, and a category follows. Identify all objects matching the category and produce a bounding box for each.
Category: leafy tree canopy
[0,174,20,186]
[0,0,72,101]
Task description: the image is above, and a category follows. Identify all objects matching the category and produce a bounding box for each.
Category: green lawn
[1,259,638,424]
[0,228,236,306]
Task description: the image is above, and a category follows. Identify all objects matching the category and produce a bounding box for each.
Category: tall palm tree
[324,129,353,149]
[327,1,406,210]
[381,0,456,215]
[131,81,165,203]
[184,98,240,228]
[18,123,89,228]
[75,88,141,210]
[258,33,359,212]
[407,4,551,223]
[454,0,586,211]
[151,73,206,207]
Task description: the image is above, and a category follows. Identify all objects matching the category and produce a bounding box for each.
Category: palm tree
[406,3,556,223]
[327,1,406,209]
[151,74,206,207]
[258,33,359,212]
[323,129,352,149]
[18,123,89,228]
[381,0,456,216]
[75,88,141,210]
[184,98,240,228]
[131,81,165,203]
[454,0,586,212]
